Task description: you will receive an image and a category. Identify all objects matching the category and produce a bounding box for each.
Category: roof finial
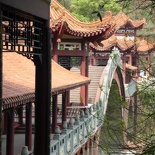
[120,7,123,12]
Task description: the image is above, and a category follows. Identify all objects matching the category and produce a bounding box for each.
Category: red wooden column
[80,39,89,106]
[66,90,70,106]
[2,112,7,134]
[18,106,23,124]
[52,34,58,62]
[25,102,32,151]
[93,53,97,66]
[34,21,51,155]
[81,56,86,105]
[85,57,89,106]
[6,108,14,155]
[62,92,67,124]
[135,53,139,78]
[52,94,58,133]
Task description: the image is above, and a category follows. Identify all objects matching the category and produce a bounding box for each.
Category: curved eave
[117,39,135,51]
[50,0,115,37]
[136,40,155,53]
[127,19,146,29]
[89,35,135,52]
[113,11,146,30]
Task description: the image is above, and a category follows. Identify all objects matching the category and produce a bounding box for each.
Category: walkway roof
[3,53,91,110]
[89,35,155,53]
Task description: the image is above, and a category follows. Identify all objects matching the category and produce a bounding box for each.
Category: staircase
[88,66,104,104]
[70,66,104,104]
[70,67,81,103]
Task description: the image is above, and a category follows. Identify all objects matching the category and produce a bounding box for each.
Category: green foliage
[59,0,120,22]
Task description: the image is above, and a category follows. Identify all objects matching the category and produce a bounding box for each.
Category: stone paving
[2,134,34,155]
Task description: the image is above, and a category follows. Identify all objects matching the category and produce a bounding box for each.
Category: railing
[99,47,123,115]
[125,80,137,98]
[50,102,103,155]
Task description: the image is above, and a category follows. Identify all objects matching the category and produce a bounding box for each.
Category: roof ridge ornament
[119,7,124,15]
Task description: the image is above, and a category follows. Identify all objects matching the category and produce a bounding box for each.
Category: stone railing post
[21,146,29,155]
[53,126,61,140]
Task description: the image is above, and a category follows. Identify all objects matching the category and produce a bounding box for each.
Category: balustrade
[50,103,102,155]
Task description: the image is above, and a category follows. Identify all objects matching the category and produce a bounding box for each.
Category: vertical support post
[66,90,70,106]
[80,39,89,106]
[52,95,58,133]
[52,34,58,62]
[25,102,32,151]
[85,56,88,106]
[81,56,86,105]
[2,112,7,134]
[0,4,2,154]
[6,108,15,155]
[34,21,51,155]
[18,106,23,124]
[62,92,67,124]
[135,53,139,78]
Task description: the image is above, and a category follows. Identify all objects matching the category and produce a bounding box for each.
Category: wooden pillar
[129,53,132,65]
[80,39,89,106]
[34,21,51,155]
[62,92,67,124]
[25,102,32,151]
[18,106,23,124]
[2,112,7,134]
[6,108,14,155]
[66,90,70,106]
[52,95,58,133]
[135,53,139,78]
[52,34,58,62]
[0,7,2,153]
[81,56,86,106]
[85,57,88,106]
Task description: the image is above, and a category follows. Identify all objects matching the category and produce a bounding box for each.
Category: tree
[58,0,120,22]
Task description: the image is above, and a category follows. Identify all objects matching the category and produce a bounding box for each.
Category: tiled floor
[2,134,34,155]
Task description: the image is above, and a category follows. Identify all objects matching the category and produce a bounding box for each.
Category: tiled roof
[113,9,146,31]
[50,0,115,38]
[3,53,91,109]
[89,35,135,51]
[136,38,155,53]
[89,35,155,53]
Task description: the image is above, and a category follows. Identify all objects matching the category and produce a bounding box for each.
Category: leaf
[92,11,99,14]
[99,4,104,10]
[97,12,102,21]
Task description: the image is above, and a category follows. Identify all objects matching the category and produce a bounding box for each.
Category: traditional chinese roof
[113,8,146,31]
[136,38,155,53]
[50,0,115,39]
[126,63,137,71]
[3,53,91,110]
[89,35,155,53]
[89,35,135,51]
